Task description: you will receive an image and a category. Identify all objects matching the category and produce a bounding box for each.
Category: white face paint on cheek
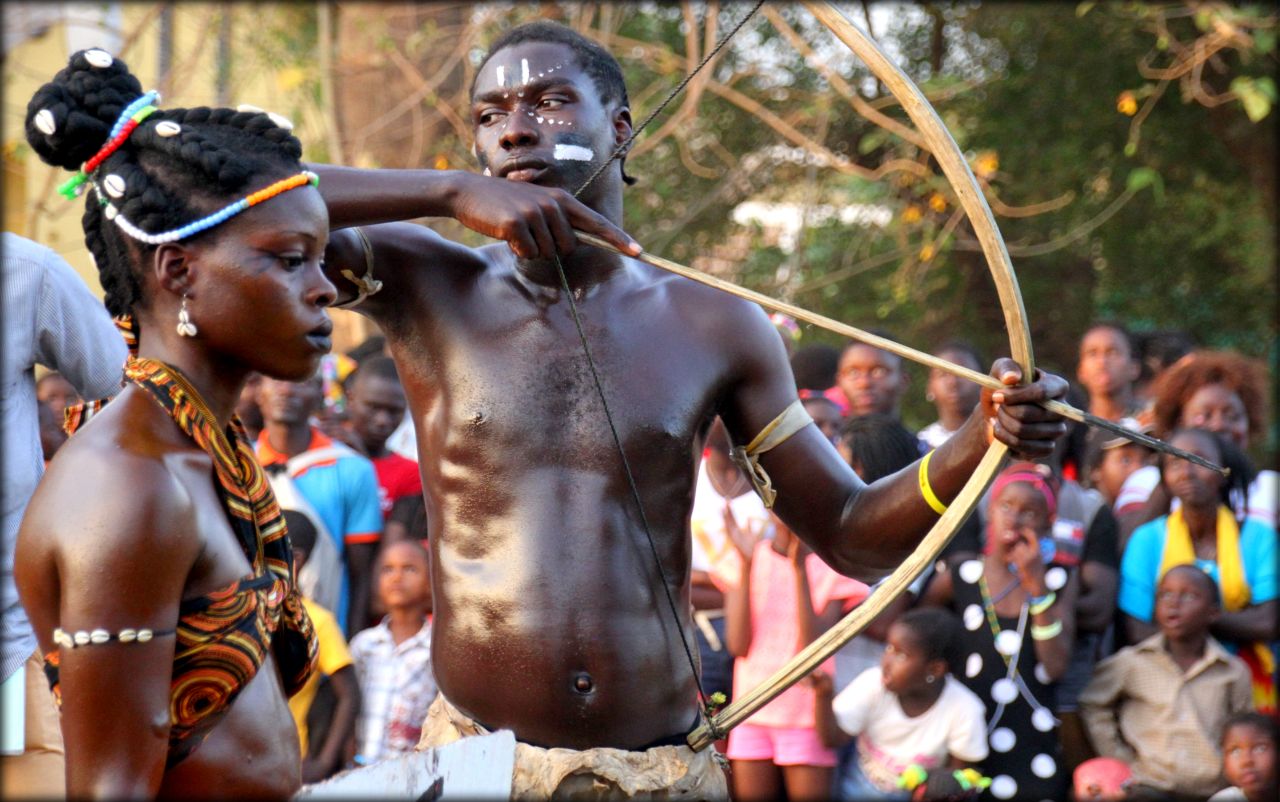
[554,144,594,162]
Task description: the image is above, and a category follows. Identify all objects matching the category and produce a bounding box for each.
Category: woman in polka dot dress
[922,463,1079,800]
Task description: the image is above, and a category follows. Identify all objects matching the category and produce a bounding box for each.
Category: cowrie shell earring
[177,295,198,337]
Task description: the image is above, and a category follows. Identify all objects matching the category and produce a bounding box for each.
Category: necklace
[979,570,1028,670]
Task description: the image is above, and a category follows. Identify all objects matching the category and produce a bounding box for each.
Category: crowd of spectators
[5,233,1274,799]
[689,318,1274,801]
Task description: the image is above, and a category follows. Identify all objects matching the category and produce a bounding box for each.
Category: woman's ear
[153,243,195,296]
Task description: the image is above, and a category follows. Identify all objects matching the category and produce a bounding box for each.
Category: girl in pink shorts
[721,508,869,800]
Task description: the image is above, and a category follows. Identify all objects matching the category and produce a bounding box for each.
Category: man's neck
[264,420,313,458]
[387,607,428,645]
[363,437,389,460]
[1163,631,1209,671]
[513,247,629,295]
[1088,390,1132,421]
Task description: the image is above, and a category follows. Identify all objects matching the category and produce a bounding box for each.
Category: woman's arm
[1006,527,1075,681]
[15,444,201,799]
[1213,599,1278,643]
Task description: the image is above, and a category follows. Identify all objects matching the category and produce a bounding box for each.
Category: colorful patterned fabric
[46,343,317,766]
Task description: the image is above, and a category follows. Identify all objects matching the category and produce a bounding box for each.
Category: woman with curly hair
[1117,351,1275,539]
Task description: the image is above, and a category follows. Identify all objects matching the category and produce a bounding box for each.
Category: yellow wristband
[918,449,948,515]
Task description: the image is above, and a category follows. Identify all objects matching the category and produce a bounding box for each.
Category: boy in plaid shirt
[349,540,436,764]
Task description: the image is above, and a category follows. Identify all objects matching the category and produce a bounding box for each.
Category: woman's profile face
[182,183,334,381]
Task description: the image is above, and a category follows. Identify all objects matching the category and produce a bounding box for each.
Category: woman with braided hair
[14,49,638,799]
[15,49,333,798]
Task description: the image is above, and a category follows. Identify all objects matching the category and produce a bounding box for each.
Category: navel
[572,672,595,695]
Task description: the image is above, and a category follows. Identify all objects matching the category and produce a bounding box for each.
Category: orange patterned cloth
[46,341,316,767]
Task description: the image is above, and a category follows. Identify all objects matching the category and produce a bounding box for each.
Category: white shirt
[349,617,436,763]
[918,420,959,449]
[833,666,990,792]
[2,234,126,680]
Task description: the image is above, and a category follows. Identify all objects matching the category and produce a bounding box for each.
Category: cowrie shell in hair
[34,109,57,135]
[154,120,181,137]
[267,112,294,131]
[104,205,118,220]
[236,103,265,114]
[84,49,114,68]
[103,174,126,198]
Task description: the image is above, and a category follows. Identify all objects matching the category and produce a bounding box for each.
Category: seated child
[349,539,436,765]
[1080,564,1253,799]
[282,510,360,783]
[814,608,989,800]
[1209,712,1277,802]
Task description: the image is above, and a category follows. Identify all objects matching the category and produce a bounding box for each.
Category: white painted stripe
[553,144,594,162]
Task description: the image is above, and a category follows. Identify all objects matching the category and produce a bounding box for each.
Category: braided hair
[25,49,305,324]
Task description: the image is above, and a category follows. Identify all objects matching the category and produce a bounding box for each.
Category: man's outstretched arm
[308,164,639,260]
[719,301,1068,583]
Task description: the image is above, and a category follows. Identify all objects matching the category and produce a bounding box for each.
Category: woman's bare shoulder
[25,389,207,566]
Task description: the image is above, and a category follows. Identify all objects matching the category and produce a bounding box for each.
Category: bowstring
[550,1,765,732]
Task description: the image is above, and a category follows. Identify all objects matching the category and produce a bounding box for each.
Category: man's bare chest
[410,303,725,465]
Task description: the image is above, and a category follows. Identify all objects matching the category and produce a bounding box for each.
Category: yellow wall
[4,3,370,349]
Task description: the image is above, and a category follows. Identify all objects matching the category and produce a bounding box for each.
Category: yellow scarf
[1159,506,1250,611]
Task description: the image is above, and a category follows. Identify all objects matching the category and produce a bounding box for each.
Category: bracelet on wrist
[918,449,948,515]
[1031,619,1063,641]
[1028,591,1057,616]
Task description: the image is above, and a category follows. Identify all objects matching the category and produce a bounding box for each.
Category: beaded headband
[93,171,320,245]
[51,86,313,245]
[57,90,160,199]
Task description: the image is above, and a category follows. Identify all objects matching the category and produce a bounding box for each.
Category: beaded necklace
[978,569,1028,670]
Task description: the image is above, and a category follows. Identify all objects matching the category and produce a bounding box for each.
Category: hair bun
[25,49,144,171]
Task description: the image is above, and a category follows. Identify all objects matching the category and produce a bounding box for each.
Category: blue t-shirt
[259,431,383,629]
[1119,514,1278,623]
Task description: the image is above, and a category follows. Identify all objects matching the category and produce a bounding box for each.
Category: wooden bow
[685,1,1033,750]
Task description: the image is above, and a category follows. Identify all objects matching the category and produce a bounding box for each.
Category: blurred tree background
[8,1,1275,454]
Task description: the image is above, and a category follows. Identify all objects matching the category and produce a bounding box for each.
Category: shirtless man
[311,20,1068,766]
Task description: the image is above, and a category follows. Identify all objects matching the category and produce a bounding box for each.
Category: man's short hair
[475,20,629,110]
[344,355,400,395]
[1081,320,1136,356]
